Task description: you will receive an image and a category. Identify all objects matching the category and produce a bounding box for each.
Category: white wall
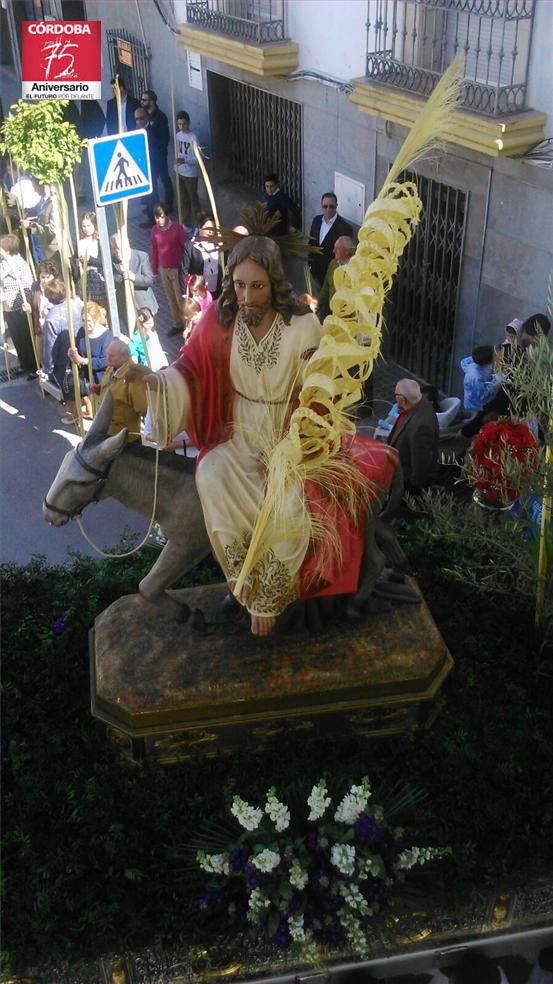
[85,0,211,146]
[287,0,367,80]
[526,0,553,135]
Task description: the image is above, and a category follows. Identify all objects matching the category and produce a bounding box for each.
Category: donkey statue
[43,393,411,625]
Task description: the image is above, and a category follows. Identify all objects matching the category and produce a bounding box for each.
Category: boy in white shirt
[175,111,200,229]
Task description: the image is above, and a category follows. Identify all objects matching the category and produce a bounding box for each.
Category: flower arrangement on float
[194,778,450,961]
[467,418,539,508]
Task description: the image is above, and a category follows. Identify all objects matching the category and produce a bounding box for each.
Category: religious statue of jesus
[133,236,397,636]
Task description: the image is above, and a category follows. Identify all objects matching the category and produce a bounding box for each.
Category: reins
[46,381,166,559]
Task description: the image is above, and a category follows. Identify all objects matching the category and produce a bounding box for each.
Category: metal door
[383,170,467,391]
[221,76,303,222]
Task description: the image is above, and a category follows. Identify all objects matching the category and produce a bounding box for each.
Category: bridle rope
[44,381,166,559]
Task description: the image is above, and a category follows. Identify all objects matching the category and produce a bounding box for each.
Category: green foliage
[0,100,84,183]
[2,534,553,973]
[405,488,549,610]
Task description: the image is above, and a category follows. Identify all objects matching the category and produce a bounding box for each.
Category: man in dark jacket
[140,89,173,217]
[308,192,353,287]
[106,78,140,134]
[387,379,439,491]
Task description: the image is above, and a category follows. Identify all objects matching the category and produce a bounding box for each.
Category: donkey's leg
[139,538,206,604]
[374,520,409,575]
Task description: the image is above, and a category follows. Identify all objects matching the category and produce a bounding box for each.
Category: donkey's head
[43,394,128,526]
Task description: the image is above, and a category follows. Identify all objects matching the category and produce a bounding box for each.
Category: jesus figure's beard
[238,300,272,327]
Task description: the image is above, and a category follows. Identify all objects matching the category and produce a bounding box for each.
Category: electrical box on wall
[334,171,365,226]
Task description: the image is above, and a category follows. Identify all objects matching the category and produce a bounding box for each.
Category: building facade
[3,0,552,394]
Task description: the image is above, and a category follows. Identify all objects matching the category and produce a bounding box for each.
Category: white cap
[506,318,523,333]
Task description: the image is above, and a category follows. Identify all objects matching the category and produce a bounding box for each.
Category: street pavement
[0,376,149,565]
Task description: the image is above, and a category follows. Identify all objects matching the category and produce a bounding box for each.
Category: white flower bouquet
[195,777,450,960]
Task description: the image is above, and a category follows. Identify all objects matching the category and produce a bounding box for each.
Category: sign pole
[96,205,120,337]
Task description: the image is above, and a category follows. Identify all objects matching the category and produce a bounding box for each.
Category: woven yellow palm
[234,59,462,596]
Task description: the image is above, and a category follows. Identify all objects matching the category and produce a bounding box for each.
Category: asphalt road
[0,377,148,565]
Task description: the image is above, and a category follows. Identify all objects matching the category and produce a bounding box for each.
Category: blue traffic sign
[88,130,152,207]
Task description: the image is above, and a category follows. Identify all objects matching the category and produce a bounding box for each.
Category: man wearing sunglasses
[308,192,353,287]
[140,89,173,221]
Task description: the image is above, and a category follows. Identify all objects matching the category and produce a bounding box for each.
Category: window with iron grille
[186,0,287,43]
[106,28,150,100]
[366,0,536,116]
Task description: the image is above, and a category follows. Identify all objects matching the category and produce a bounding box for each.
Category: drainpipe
[472,164,493,355]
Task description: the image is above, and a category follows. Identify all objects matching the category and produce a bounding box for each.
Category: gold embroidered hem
[224,535,298,617]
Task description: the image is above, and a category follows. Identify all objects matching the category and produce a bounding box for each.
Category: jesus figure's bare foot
[251,614,276,637]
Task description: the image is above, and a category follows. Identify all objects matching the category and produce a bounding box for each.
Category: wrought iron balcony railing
[185,0,287,44]
[365,0,536,116]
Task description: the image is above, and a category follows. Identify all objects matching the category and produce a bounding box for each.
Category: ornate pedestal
[90,579,453,761]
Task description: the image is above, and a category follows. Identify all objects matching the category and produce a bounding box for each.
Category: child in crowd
[150,201,187,336]
[77,211,106,306]
[186,273,212,312]
[495,317,523,369]
[181,297,202,343]
[377,402,400,433]
[129,307,168,372]
[175,110,200,230]
[501,317,523,349]
[460,344,498,411]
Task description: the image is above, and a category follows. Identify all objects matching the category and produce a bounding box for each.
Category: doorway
[208,73,303,223]
[383,170,467,392]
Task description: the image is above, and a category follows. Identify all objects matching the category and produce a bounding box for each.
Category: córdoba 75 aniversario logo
[22,21,101,101]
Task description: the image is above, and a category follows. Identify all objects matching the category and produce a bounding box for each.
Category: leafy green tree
[0,99,83,183]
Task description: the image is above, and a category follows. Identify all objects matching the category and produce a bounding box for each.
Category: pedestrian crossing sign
[88,130,152,207]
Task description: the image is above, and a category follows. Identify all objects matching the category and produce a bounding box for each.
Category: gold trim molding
[350,78,546,158]
[177,24,298,77]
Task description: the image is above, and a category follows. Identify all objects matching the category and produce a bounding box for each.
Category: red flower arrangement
[467,418,538,504]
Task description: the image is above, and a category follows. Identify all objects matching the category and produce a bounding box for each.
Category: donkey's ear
[95,428,128,463]
[82,391,113,449]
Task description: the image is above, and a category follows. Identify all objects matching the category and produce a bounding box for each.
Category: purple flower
[272,920,291,948]
[245,863,262,889]
[307,831,320,850]
[197,891,218,911]
[229,847,249,872]
[52,613,70,636]
[354,814,384,844]
[286,896,300,917]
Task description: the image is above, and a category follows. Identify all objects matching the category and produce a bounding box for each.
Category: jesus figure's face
[232,258,272,327]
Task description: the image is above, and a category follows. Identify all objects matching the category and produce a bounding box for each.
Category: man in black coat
[140,89,173,216]
[63,100,105,138]
[308,192,353,287]
[387,379,439,491]
[106,78,140,134]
